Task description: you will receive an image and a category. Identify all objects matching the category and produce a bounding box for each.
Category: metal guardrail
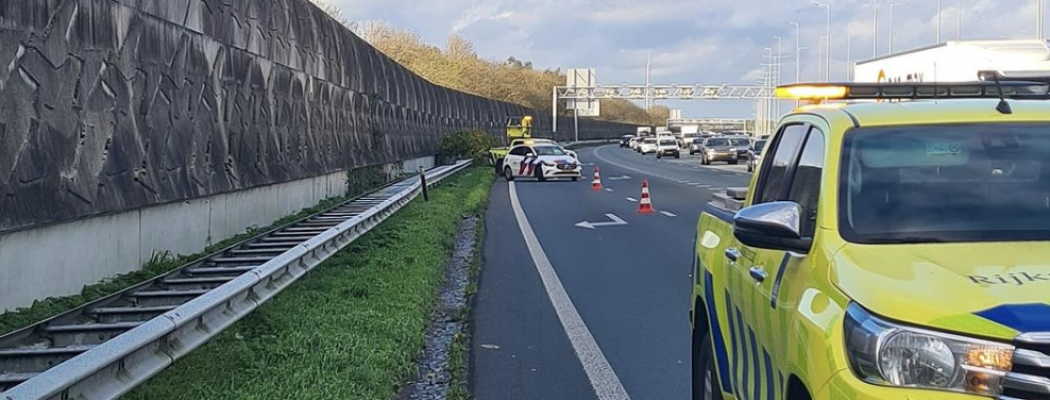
[0,160,473,400]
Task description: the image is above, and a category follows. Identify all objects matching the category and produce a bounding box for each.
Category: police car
[691,72,1050,400]
[501,144,581,182]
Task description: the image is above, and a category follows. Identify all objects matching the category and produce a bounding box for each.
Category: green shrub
[440,130,498,162]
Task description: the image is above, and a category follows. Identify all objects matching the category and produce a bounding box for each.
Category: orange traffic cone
[638,179,654,214]
[592,166,603,191]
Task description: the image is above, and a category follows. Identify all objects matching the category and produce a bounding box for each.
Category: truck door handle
[725,248,740,263]
[749,266,767,283]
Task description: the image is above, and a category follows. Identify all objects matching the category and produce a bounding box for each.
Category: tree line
[310,1,669,126]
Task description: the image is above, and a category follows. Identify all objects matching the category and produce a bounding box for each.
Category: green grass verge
[447,216,487,400]
[124,166,494,400]
[0,167,394,338]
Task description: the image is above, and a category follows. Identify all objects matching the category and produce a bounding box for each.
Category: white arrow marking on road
[575,213,629,230]
[625,197,638,202]
[660,211,678,218]
[608,175,632,181]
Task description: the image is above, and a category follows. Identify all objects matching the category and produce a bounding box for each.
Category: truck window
[787,130,826,238]
[757,124,809,204]
[840,124,1050,243]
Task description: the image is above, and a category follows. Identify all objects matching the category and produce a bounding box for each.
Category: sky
[326,0,1049,118]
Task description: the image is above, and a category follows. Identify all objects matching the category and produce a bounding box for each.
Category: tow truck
[488,116,577,175]
[489,116,534,175]
[690,72,1050,400]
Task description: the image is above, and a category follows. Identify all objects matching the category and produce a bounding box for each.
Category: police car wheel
[504,167,515,181]
[535,167,546,182]
[692,331,724,400]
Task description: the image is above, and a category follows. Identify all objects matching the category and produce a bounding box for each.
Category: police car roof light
[775,80,1050,102]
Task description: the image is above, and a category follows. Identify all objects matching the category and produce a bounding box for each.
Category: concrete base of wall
[0,156,435,312]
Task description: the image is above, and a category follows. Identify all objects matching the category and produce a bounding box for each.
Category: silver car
[693,137,751,165]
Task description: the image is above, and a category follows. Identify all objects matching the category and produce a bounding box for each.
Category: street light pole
[873,0,879,57]
[890,2,907,53]
[847,21,855,80]
[774,35,782,118]
[1038,0,1046,40]
[937,0,942,43]
[957,0,963,40]
[789,22,801,83]
[814,2,832,81]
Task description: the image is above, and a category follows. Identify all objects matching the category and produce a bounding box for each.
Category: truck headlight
[844,304,1013,397]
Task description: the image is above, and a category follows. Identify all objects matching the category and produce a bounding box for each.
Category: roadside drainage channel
[399,216,478,400]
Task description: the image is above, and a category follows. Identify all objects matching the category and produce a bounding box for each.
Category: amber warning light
[774,85,850,100]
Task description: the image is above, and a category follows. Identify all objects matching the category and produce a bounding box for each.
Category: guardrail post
[419,166,429,201]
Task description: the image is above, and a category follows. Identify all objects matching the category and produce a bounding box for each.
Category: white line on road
[660,211,678,218]
[605,188,614,192]
[508,182,632,400]
[575,213,629,230]
[625,197,638,202]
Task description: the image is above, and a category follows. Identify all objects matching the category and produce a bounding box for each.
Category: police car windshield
[533,146,566,156]
[840,124,1050,244]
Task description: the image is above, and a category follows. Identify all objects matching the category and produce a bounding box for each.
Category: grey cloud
[328,0,1049,117]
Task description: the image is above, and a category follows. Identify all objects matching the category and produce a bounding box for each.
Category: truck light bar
[775,81,1050,101]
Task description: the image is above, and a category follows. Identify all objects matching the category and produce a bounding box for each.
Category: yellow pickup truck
[489,116,533,175]
[691,77,1050,400]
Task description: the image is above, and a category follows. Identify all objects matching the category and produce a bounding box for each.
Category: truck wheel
[693,331,724,400]
[504,167,515,181]
[494,160,504,176]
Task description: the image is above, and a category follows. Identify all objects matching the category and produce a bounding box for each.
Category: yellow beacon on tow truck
[690,72,1050,400]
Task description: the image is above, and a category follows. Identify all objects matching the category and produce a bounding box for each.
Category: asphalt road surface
[471,145,752,400]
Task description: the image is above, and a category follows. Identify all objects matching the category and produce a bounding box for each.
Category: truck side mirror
[733,201,813,253]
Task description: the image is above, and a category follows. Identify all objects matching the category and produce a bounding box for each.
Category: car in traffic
[693,137,744,165]
[620,134,635,148]
[724,136,752,159]
[746,138,767,172]
[655,137,681,159]
[678,132,700,149]
[500,144,580,182]
[638,137,658,154]
[690,77,1050,400]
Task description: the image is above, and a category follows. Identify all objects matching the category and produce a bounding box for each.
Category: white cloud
[326,0,1050,117]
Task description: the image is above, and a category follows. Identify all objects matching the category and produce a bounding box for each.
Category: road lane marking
[508,182,632,400]
[605,188,614,192]
[575,213,629,230]
[625,197,638,202]
[608,175,631,181]
[660,211,678,218]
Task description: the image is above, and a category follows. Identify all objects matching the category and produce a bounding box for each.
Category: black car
[620,134,635,148]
